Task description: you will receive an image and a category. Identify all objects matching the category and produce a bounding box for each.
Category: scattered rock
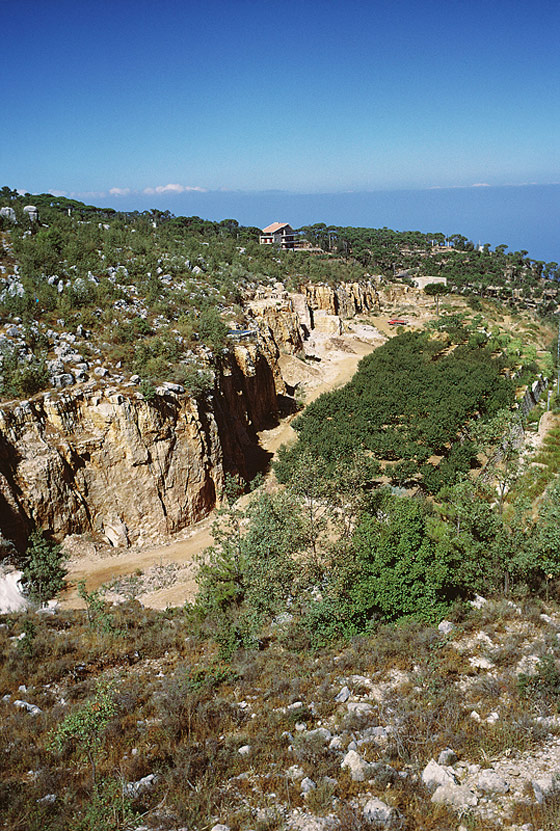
[335,685,351,703]
[238,745,251,756]
[305,727,331,743]
[431,783,478,808]
[287,765,305,781]
[13,700,42,716]
[300,777,316,794]
[347,701,374,717]
[476,769,509,794]
[341,749,372,782]
[422,759,458,790]
[438,619,454,635]
[437,748,458,766]
[362,796,395,826]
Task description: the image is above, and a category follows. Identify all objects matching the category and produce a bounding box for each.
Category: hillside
[2,189,560,830]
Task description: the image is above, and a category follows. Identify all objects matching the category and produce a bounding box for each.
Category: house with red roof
[259,222,297,250]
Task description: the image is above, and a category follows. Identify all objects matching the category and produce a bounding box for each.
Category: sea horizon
[93,182,560,266]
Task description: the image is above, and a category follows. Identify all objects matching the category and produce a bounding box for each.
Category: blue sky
[2,0,559,197]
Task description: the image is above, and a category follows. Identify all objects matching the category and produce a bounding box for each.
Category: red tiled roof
[261,222,291,234]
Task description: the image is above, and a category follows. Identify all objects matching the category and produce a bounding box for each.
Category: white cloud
[49,189,67,197]
[143,183,207,195]
[471,182,490,188]
[109,187,131,197]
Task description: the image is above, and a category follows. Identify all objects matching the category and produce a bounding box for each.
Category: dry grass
[2,597,560,830]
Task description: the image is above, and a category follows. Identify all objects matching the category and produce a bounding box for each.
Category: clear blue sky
[2,0,559,198]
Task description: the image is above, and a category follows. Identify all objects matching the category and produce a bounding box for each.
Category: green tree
[424,281,450,315]
[348,496,466,624]
[21,530,66,605]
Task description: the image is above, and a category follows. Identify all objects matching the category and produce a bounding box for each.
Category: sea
[110,184,560,265]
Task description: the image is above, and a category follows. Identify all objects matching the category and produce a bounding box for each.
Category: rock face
[302,281,380,318]
[0,345,278,549]
[23,205,39,222]
[0,279,380,550]
[0,207,16,223]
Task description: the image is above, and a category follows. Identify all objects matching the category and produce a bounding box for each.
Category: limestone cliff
[0,279,381,551]
[0,344,277,550]
[301,281,381,318]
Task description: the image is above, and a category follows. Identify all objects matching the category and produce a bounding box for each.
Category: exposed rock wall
[0,279,379,550]
[0,344,278,549]
[302,281,380,318]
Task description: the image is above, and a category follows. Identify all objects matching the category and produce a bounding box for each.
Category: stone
[431,783,478,808]
[158,381,185,395]
[210,826,230,831]
[335,685,351,703]
[362,796,395,826]
[0,567,27,614]
[238,745,251,756]
[437,748,457,766]
[37,794,56,804]
[102,517,129,548]
[422,759,457,790]
[532,775,559,803]
[347,701,374,717]
[300,777,316,794]
[52,372,75,388]
[125,773,157,798]
[470,594,487,609]
[360,725,393,744]
[477,769,509,793]
[287,765,305,781]
[341,749,372,782]
[469,655,495,670]
[304,727,331,743]
[13,700,42,716]
[328,736,343,751]
[438,619,454,635]
[23,205,38,222]
[0,207,16,223]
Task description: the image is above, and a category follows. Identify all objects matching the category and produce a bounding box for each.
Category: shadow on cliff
[0,436,32,552]
[213,349,281,483]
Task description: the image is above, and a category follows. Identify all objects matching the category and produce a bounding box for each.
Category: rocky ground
[3,595,560,830]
